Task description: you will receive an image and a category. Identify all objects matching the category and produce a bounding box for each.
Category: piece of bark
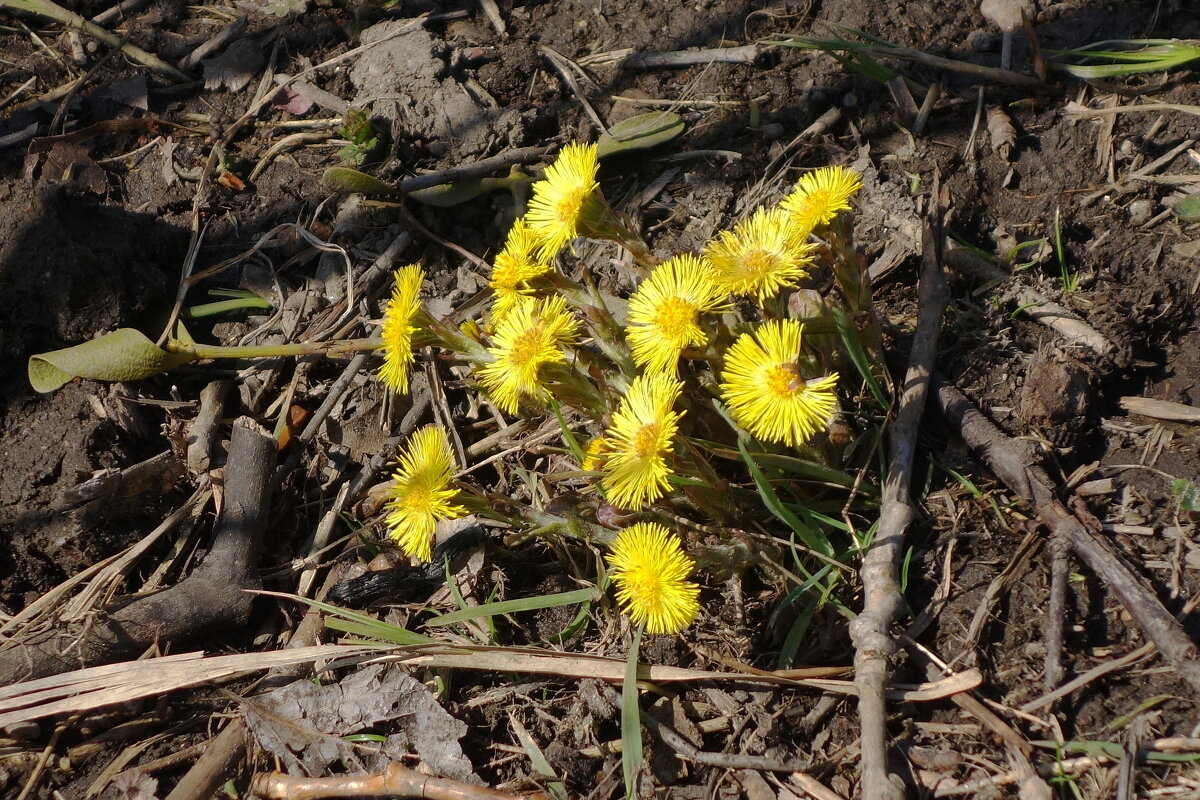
[0,418,276,684]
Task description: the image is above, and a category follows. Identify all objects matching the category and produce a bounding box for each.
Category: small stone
[1127,198,1155,226]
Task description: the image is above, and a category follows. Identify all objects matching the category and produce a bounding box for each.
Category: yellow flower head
[526,143,601,259]
[607,522,700,635]
[626,253,726,374]
[702,207,816,304]
[601,373,683,510]
[477,295,579,414]
[720,319,838,447]
[781,165,863,230]
[378,264,424,394]
[385,425,467,562]
[581,436,610,472]
[490,218,555,320]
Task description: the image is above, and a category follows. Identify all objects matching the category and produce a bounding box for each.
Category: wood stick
[0,418,276,684]
[850,176,950,800]
[933,378,1200,695]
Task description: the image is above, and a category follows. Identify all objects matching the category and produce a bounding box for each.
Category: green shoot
[1046,39,1200,78]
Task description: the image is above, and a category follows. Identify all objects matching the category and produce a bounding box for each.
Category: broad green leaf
[1173,192,1200,223]
[597,112,685,159]
[322,166,398,197]
[28,328,195,393]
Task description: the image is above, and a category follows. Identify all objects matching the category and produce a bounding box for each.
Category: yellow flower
[781,165,862,230]
[581,436,610,471]
[490,218,554,320]
[626,254,726,374]
[601,373,683,510]
[526,142,601,258]
[378,264,424,394]
[477,295,579,414]
[702,207,816,303]
[607,522,699,635]
[720,320,838,447]
[385,426,466,562]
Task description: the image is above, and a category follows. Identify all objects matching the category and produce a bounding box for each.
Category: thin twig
[849,175,950,800]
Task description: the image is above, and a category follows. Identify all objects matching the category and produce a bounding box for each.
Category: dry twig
[849,176,950,800]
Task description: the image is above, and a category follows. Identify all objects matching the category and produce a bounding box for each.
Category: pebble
[1127,198,1155,226]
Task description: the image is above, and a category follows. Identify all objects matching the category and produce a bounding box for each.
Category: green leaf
[321,166,398,198]
[28,328,195,393]
[597,112,685,159]
[1173,192,1200,223]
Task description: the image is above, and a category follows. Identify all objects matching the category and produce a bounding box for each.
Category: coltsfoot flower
[385,425,466,562]
[378,264,424,393]
[720,319,838,447]
[526,142,601,259]
[607,522,700,635]
[601,373,683,510]
[626,254,726,374]
[490,218,554,321]
[702,207,816,304]
[781,165,863,231]
[477,295,579,414]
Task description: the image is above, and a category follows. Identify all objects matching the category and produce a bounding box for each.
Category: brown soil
[2,0,1199,798]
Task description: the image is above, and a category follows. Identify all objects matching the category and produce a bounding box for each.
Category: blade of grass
[427,588,601,627]
[737,436,835,557]
[255,590,437,646]
[833,307,889,410]
[621,625,644,800]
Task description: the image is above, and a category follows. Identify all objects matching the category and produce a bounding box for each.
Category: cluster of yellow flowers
[371,142,862,635]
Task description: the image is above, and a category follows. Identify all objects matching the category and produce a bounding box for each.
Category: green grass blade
[621,626,644,800]
[256,589,437,645]
[427,587,601,627]
[737,436,835,557]
[833,307,889,410]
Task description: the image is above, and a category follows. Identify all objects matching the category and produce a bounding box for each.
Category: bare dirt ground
[2,0,1200,798]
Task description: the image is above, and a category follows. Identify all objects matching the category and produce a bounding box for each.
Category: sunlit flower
[720,319,838,447]
[781,165,862,231]
[477,295,579,414]
[601,373,683,510]
[526,143,601,258]
[607,522,699,635]
[702,207,816,303]
[490,218,554,320]
[626,254,726,374]
[385,426,466,562]
[378,264,424,394]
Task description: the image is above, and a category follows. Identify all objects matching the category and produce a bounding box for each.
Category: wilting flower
[702,207,816,303]
[720,319,838,447]
[477,295,579,414]
[607,522,700,635]
[490,218,554,321]
[601,373,683,510]
[626,254,726,374]
[781,165,862,231]
[526,143,601,258]
[385,426,466,562]
[378,264,424,393]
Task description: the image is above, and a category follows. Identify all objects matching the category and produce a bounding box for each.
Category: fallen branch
[933,377,1200,695]
[849,176,950,800]
[0,418,276,684]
